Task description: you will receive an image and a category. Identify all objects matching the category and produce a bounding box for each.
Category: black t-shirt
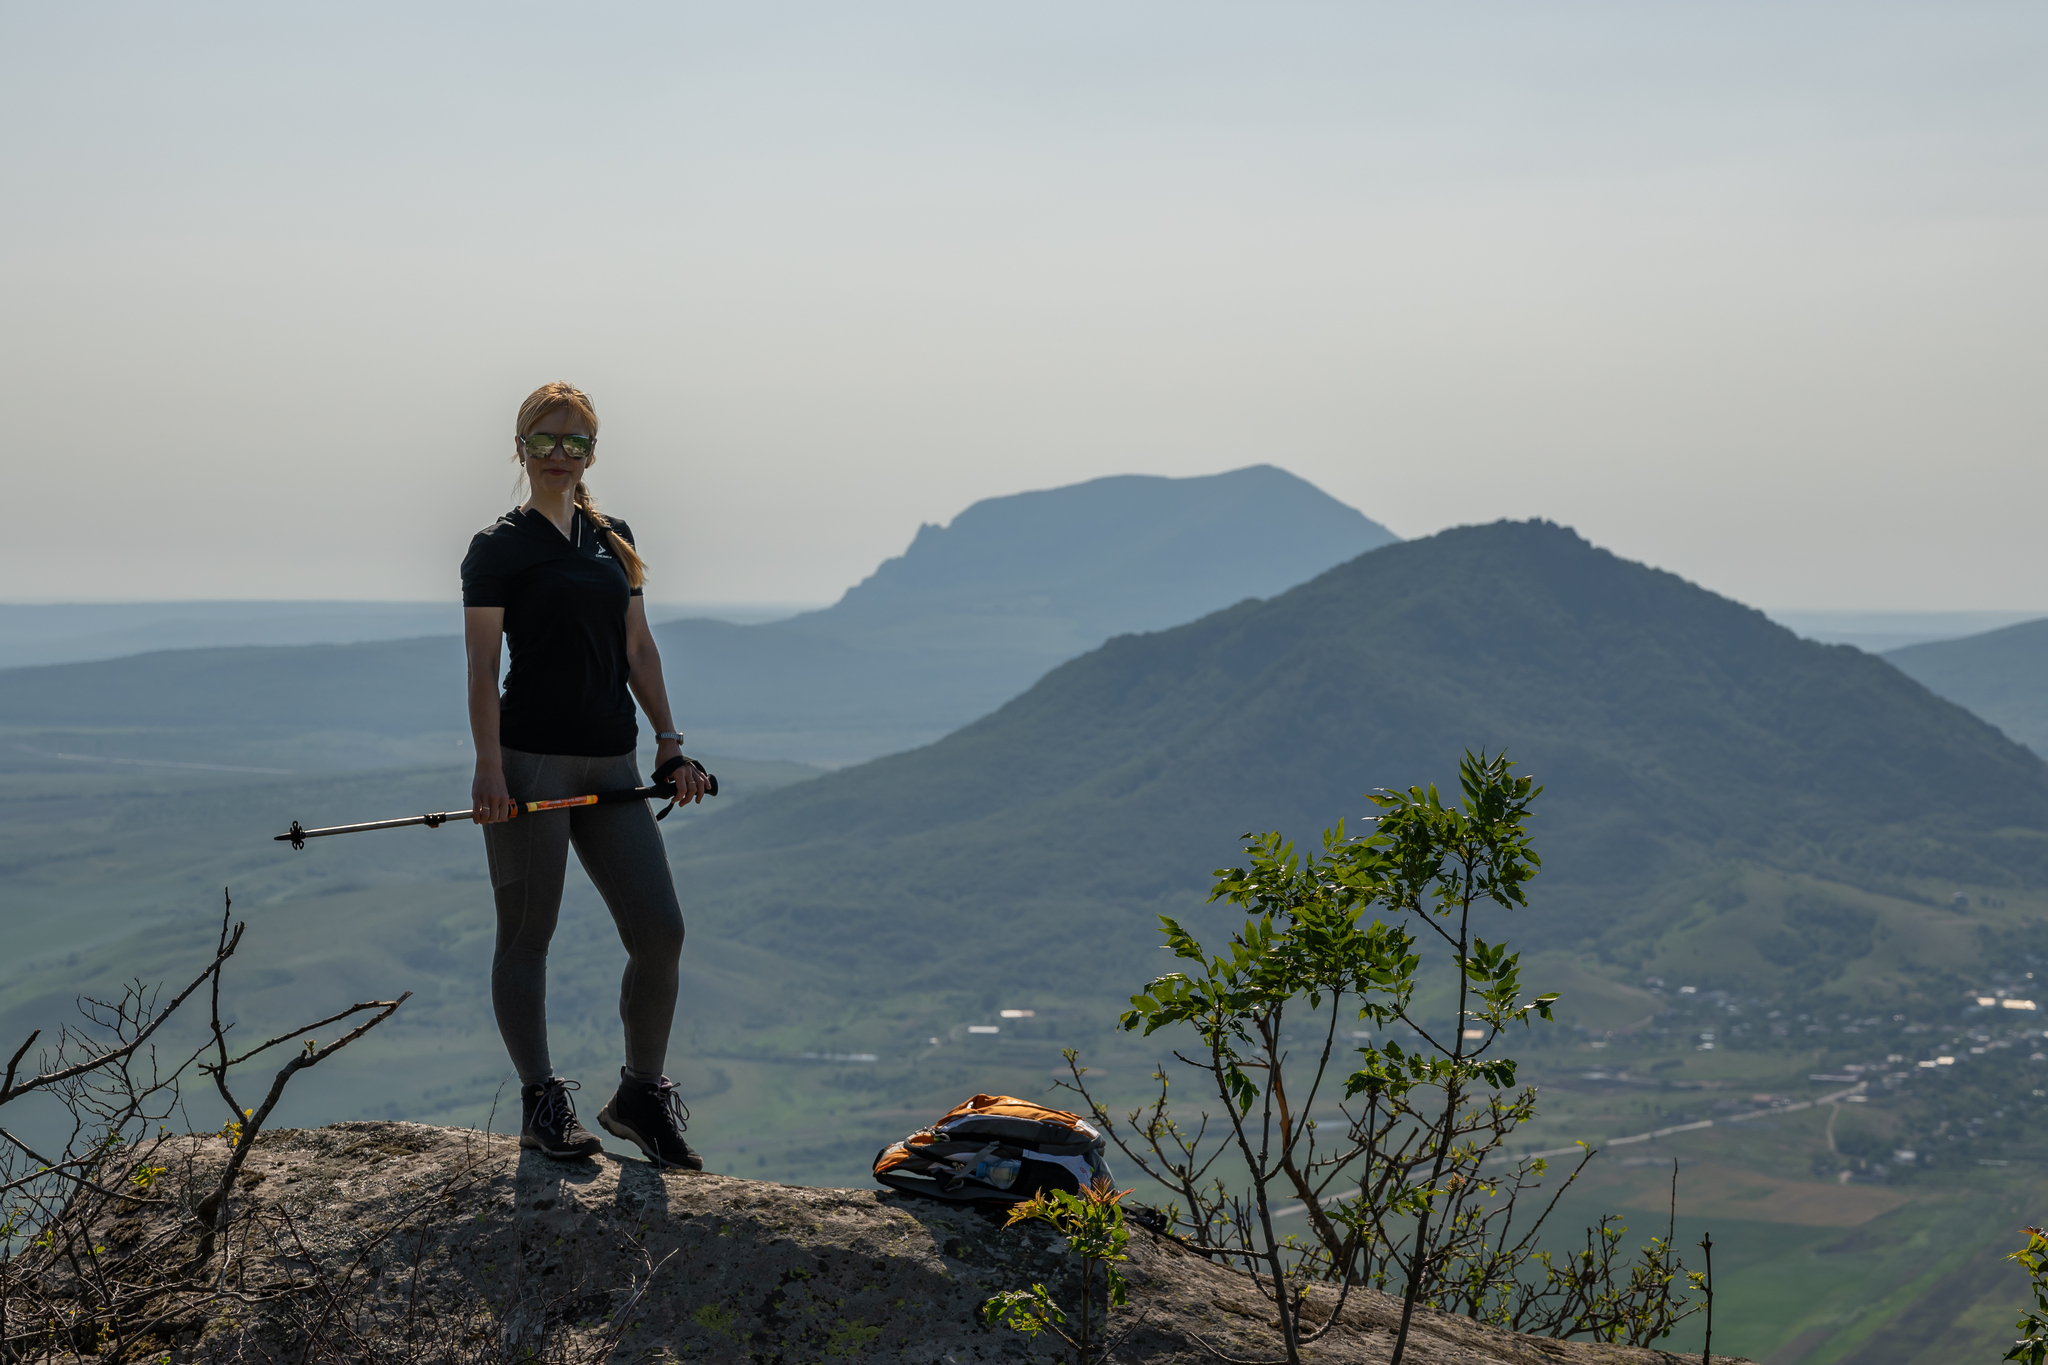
[461,507,644,757]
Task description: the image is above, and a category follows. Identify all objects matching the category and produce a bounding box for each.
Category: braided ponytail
[574,482,648,589]
[514,381,648,590]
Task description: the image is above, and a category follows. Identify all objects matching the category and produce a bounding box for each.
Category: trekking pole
[273,756,716,850]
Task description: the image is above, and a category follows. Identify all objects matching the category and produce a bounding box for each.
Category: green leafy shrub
[2007,1226,2048,1365]
[1066,750,1703,1365]
[981,1178,1136,1363]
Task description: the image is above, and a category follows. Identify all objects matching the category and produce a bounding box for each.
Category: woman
[461,381,711,1169]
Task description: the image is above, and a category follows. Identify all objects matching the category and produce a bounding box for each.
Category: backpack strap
[872,1146,1024,1204]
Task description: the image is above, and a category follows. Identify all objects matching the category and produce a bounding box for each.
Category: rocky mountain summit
[89,1121,1747,1363]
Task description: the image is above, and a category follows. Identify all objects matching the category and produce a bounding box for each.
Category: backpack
[872,1093,1113,1203]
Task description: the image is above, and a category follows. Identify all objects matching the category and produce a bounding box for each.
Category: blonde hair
[514,382,647,589]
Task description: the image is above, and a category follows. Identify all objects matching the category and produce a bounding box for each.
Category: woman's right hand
[472,765,517,825]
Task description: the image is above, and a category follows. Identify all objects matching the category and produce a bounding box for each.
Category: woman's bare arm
[465,607,516,823]
[624,598,708,804]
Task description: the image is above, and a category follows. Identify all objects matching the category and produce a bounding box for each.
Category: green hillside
[1886,616,2048,758]
[0,601,461,670]
[0,636,465,733]
[672,517,2048,1009]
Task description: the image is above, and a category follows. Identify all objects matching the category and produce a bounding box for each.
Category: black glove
[650,755,718,820]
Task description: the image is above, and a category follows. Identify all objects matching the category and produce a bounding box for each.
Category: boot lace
[534,1078,581,1132]
[651,1077,691,1141]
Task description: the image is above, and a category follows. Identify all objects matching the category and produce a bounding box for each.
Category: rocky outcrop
[105,1122,1746,1363]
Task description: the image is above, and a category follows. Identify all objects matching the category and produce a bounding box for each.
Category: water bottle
[974,1158,1021,1190]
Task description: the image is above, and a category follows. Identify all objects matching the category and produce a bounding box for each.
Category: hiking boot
[597,1068,704,1170]
[520,1078,603,1161]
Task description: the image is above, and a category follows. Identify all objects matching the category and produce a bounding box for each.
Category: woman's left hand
[657,736,709,805]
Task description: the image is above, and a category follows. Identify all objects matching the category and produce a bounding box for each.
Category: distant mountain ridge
[0,602,462,671]
[0,466,1396,768]
[808,466,1394,644]
[1768,609,2046,655]
[653,466,1395,758]
[1885,617,2048,759]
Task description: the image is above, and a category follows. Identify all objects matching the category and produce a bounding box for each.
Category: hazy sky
[5,2,2043,609]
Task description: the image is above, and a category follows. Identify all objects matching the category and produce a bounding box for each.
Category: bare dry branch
[194,993,412,1247]
[0,921,243,1108]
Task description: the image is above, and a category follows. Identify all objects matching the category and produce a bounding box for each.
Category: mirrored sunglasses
[521,434,595,461]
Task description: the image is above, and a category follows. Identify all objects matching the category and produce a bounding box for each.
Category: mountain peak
[810,465,1396,638]
[683,515,2048,989]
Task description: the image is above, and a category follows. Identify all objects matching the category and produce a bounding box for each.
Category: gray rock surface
[121,1122,1746,1363]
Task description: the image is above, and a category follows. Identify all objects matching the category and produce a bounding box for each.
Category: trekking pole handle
[648,754,718,820]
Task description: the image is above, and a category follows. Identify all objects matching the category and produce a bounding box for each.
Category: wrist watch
[655,731,684,743]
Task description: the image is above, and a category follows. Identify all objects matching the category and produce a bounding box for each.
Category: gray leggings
[482,748,684,1086]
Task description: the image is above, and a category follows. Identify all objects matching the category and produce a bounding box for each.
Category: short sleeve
[460,530,512,608]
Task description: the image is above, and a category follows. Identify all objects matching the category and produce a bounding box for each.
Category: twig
[1698,1229,1714,1364]
[0,1133,176,1205]
[0,922,243,1106]
[208,998,415,1073]
[193,993,411,1254]
[1188,1331,1291,1365]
